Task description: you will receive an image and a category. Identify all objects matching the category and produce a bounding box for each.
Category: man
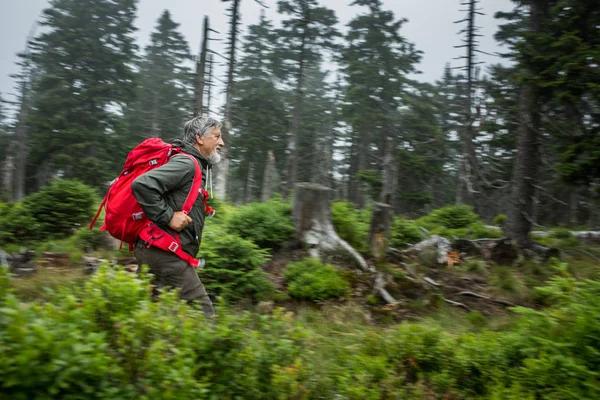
[131,116,224,316]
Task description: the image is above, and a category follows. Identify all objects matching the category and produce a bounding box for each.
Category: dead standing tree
[454,0,485,210]
[193,16,210,117]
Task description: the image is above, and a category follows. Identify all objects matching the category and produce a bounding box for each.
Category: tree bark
[293,183,369,270]
[214,0,240,199]
[194,15,209,116]
[284,19,308,197]
[261,150,277,202]
[244,162,254,203]
[369,202,393,259]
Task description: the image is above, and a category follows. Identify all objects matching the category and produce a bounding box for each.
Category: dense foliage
[226,198,295,250]
[198,227,274,302]
[331,201,370,253]
[284,258,350,301]
[2,259,600,399]
[0,179,97,244]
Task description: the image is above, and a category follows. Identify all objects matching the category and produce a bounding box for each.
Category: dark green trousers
[134,240,214,317]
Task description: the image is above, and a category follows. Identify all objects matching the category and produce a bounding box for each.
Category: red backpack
[90,138,213,268]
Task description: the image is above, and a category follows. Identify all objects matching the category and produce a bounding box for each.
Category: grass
[9,267,87,302]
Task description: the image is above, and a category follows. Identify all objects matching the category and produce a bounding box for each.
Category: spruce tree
[126,10,193,146]
[274,0,340,195]
[25,0,138,189]
[341,0,421,208]
[229,13,288,202]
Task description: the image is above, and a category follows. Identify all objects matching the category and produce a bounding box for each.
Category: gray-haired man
[131,116,224,316]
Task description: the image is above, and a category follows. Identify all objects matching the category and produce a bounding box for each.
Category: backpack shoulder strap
[176,153,202,215]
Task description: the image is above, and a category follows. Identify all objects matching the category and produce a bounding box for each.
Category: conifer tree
[342,0,421,207]
[127,10,193,145]
[229,13,288,202]
[274,0,340,196]
[25,0,139,189]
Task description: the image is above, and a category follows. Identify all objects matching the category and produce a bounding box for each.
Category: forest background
[0,0,599,399]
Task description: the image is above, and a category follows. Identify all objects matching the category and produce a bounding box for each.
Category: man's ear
[196,134,204,146]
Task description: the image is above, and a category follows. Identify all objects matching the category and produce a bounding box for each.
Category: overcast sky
[0,0,514,113]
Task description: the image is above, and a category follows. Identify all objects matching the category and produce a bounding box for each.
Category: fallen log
[402,235,451,265]
[374,272,399,305]
[443,297,470,311]
[456,291,516,307]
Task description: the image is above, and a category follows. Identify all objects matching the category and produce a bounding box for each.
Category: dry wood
[443,297,470,311]
[456,291,516,307]
[293,183,370,271]
[374,272,399,305]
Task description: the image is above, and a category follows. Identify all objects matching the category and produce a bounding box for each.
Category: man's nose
[218,137,225,146]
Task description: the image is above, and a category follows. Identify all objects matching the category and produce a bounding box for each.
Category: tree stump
[293,183,369,271]
[369,202,393,259]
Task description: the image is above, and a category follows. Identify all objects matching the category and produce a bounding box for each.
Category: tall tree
[127,10,192,145]
[500,0,552,247]
[194,16,210,117]
[229,12,288,203]
[274,0,340,196]
[213,0,242,200]
[8,29,38,201]
[454,0,484,209]
[25,0,138,190]
[341,0,420,208]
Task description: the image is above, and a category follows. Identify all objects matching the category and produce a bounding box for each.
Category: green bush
[2,261,600,399]
[198,228,274,302]
[331,201,369,252]
[284,258,350,301]
[24,179,98,239]
[0,266,308,400]
[493,213,507,226]
[226,198,295,249]
[418,204,480,230]
[550,227,573,239]
[0,202,39,244]
[390,217,422,247]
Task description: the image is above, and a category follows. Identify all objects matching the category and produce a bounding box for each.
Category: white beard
[210,150,222,164]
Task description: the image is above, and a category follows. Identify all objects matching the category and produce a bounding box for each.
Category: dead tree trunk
[214,0,240,199]
[244,162,254,203]
[283,18,308,198]
[369,202,393,259]
[261,150,277,202]
[206,53,214,113]
[194,15,209,116]
[293,183,369,271]
[454,0,482,210]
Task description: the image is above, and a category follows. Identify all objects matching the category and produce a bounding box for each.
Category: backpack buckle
[132,212,144,220]
[168,242,179,252]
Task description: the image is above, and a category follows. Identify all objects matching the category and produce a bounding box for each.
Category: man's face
[197,127,224,163]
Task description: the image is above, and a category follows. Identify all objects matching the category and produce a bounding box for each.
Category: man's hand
[168,211,192,232]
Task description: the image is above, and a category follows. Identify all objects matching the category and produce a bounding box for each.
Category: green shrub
[226,198,295,249]
[419,204,480,229]
[198,228,274,302]
[0,202,38,244]
[331,201,369,253]
[284,258,350,301]
[493,213,507,226]
[0,266,308,400]
[550,227,573,239]
[390,217,422,248]
[24,179,97,239]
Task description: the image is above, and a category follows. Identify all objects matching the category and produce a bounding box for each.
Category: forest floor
[7,234,600,330]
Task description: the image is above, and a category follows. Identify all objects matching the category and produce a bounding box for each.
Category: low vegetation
[2,182,600,398]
